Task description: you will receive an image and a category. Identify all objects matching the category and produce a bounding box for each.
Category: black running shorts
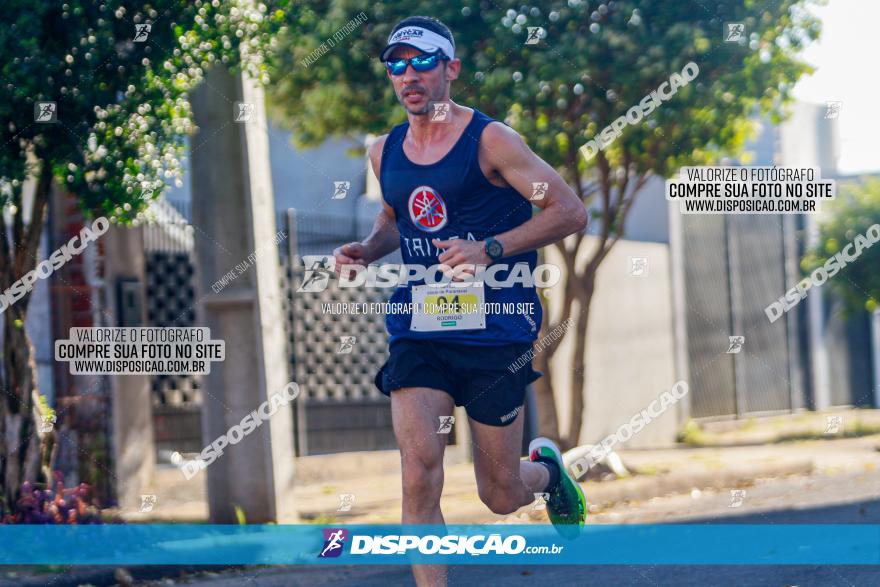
[374,338,542,427]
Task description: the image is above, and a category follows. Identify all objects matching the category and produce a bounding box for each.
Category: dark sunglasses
[385,52,449,76]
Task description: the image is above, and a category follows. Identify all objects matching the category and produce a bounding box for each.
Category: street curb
[0,565,247,587]
[582,458,814,508]
[0,460,816,584]
[410,459,817,525]
[295,446,469,485]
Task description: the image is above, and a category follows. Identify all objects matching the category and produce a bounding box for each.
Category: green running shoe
[529,437,587,539]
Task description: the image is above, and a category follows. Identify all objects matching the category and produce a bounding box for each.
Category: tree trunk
[531,238,582,445]
[532,159,646,453]
[562,288,593,450]
[0,162,53,513]
[531,246,567,444]
[2,309,45,506]
[532,340,560,444]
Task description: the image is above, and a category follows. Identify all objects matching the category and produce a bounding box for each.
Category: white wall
[545,236,679,449]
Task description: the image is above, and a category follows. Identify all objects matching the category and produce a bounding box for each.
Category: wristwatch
[484,237,504,261]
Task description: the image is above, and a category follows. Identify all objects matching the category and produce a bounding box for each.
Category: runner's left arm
[478,122,587,256]
[435,123,587,268]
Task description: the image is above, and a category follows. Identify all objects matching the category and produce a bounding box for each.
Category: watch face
[487,239,503,258]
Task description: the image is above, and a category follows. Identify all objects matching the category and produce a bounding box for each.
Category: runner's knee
[478,488,522,515]
[401,453,444,501]
[477,477,523,515]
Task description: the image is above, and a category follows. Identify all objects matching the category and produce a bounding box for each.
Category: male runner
[333,16,588,586]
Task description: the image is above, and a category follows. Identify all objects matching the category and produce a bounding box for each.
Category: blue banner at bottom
[0,524,877,565]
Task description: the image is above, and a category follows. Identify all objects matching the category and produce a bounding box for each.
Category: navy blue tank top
[379,107,542,346]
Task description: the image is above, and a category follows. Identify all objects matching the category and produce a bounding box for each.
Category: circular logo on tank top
[408,185,448,232]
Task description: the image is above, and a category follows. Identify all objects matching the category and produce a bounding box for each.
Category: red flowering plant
[1,471,103,524]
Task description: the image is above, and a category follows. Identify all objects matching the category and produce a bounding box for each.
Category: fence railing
[144,203,398,456]
[282,208,377,258]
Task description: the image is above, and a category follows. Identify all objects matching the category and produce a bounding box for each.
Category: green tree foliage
[0,0,288,511]
[803,178,880,315]
[270,0,818,176]
[0,1,286,219]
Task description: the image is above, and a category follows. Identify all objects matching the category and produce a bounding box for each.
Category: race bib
[410,282,486,332]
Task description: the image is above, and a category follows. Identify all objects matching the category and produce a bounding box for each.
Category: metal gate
[143,201,401,456]
[143,199,203,454]
[280,208,399,455]
[680,213,798,418]
[679,211,874,419]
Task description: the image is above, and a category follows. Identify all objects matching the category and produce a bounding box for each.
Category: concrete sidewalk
[118,407,880,524]
[287,435,880,524]
[684,407,880,446]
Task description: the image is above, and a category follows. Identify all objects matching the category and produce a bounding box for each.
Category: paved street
[5,438,878,587]
[591,468,880,524]
[133,469,880,587]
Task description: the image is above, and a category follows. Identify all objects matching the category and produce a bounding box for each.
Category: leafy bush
[802,178,880,315]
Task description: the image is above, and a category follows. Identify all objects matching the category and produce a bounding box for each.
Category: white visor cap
[379,26,455,62]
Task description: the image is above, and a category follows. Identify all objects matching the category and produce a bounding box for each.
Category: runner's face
[387,46,458,115]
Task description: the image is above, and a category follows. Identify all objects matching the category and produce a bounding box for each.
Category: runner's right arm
[333,135,399,273]
[360,200,399,263]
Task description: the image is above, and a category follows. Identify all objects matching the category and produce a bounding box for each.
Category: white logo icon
[332,181,350,200]
[35,102,57,123]
[297,256,335,293]
[724,23,745,42]
[337,336,356,354]
[532,492,550,510]
[320,529,346,557]
[630,257,648,276]
[727,336,745,354]
[729,489,746,508]
[234,102,255,122]
[824,415,843,434]
[824,101,842,119]
[525,27,545,45]
[337,493,355,512]
[38,414,56,434]
[437,416,455,434]
[133,23,151,42]
[531,182,548,201]
[430,102,451,123]
[139,494,157,513]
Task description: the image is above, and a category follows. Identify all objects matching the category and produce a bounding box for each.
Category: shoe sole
[528,437,587,532]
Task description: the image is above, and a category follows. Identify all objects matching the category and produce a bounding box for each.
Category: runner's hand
[333,242,368,280]
[433,238,490,281]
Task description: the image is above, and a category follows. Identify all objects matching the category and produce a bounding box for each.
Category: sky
[793,0,880,175]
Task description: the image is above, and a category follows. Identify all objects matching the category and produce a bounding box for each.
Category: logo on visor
[393,28,425,42]
[408,186,448,232]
